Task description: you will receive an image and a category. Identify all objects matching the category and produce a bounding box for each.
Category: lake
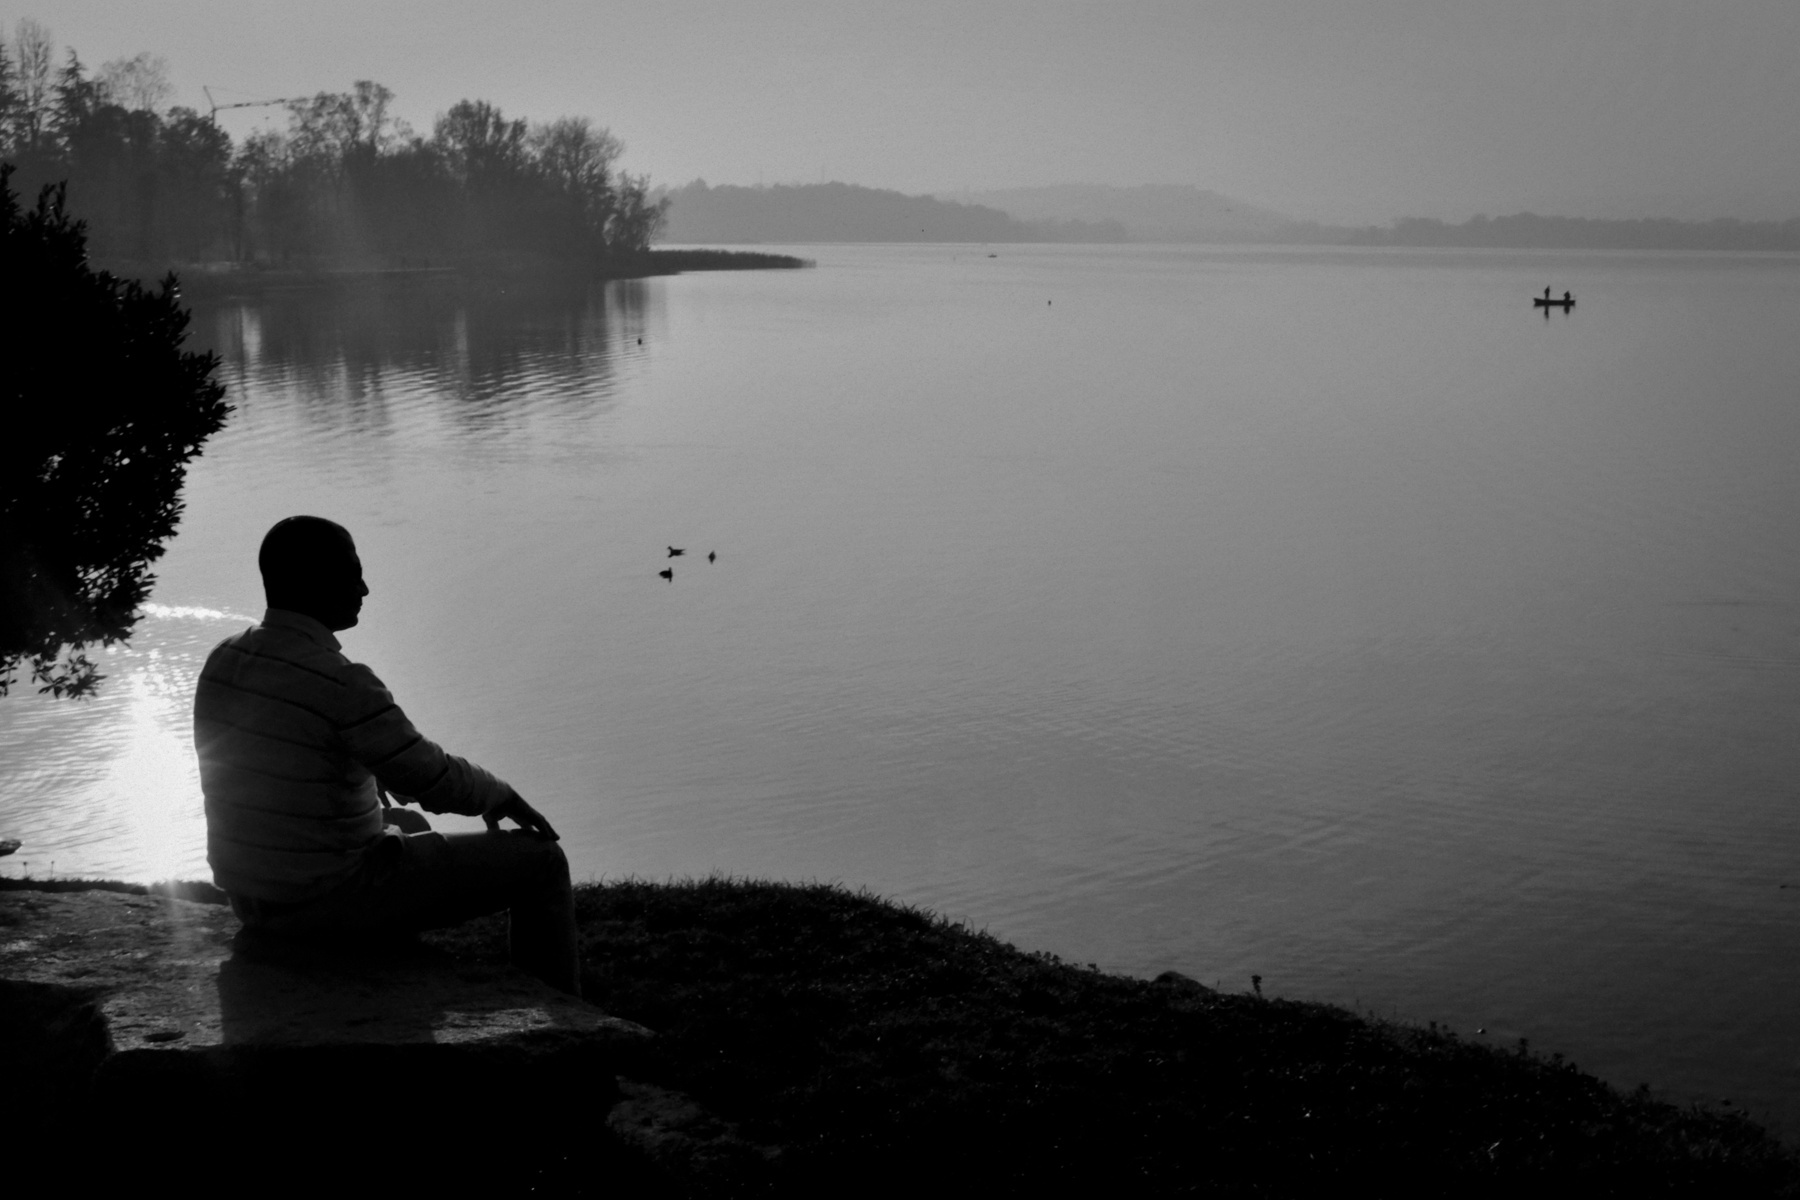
[5,243,1800,1132]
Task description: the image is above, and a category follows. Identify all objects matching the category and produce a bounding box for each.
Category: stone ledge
[0,888,653,1101]
[1,887,792,1193]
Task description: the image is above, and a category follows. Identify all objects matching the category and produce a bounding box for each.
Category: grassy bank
[425,877,1795,1195]
[8,874,1793,1194]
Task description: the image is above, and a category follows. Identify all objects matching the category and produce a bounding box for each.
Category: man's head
[259,516,368,631]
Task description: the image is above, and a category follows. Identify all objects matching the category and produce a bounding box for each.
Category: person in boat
[1545,287,1552,300]
[193,515,581,994]
[1563,291,1572,303]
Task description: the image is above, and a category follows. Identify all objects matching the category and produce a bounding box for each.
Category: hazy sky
[20,1,1800,223]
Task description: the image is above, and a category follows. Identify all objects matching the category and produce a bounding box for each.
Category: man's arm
[335,661,522,822]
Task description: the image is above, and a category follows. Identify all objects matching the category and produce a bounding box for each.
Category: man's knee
[503,830,571,887]
[537,837,571,884]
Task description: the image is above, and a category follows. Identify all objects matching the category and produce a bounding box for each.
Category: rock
[0,888,653,1110]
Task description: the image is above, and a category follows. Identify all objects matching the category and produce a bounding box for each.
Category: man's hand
[484,787,560,840]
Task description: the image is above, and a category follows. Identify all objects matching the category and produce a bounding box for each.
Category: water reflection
[200,275,654,432]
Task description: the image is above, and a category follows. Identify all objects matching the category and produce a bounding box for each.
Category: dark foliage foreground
[421,878,1798,1196]
[0,167,230,698]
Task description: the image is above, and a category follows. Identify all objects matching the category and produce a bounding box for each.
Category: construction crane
[203,87,301,124]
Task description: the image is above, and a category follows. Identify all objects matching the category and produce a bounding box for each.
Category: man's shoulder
[203,622,357,684]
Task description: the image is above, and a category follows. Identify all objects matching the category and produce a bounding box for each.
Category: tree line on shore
[951,186,1800,251]
[656,177,1800,251]
[1289,211,1800,252]
[0,19,666,273]
[658,180,1127,244]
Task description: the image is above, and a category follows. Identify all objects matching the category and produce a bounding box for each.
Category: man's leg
[258,830,581,995]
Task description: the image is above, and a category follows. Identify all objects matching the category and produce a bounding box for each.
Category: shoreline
[3,873,1794,1192]
[92,247,812,300]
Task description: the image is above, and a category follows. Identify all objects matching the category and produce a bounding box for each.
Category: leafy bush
[0,166,229,696]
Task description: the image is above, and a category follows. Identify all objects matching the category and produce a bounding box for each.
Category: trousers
[230,824,582,996]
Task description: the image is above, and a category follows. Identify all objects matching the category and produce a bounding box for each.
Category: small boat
[1533,296,1575,307]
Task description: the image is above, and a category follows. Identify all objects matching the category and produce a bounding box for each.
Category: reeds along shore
[5,873,1795,1194]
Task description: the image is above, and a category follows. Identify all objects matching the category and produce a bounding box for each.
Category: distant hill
[941,184,1294,243]
[1301,212,1800,252]
[657,181,1125,244]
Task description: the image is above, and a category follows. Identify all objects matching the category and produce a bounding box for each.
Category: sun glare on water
[141,602,257,623]
[103,650,210,882]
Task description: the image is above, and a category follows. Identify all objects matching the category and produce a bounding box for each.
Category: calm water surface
[6,244,1800,1130]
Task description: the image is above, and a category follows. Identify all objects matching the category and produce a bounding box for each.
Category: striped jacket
[194,608,511,902]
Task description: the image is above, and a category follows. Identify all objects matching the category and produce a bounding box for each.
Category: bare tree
[95,52,172,113]
[0,41,20,150]
[433,99,528,185]
[606,172,669,252]
[12,18,53,149]
[286,80,402,165]
[528,116,621,232]
[348,80,403,151]
[530,117,621,194]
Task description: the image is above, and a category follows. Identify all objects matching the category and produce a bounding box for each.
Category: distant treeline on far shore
[659,180,1800,253]
[0,23,666,277]
[1295,212,1800,252]
[658,181,1127,244]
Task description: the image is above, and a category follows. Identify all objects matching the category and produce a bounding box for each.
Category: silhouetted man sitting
[194,515,580,994]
